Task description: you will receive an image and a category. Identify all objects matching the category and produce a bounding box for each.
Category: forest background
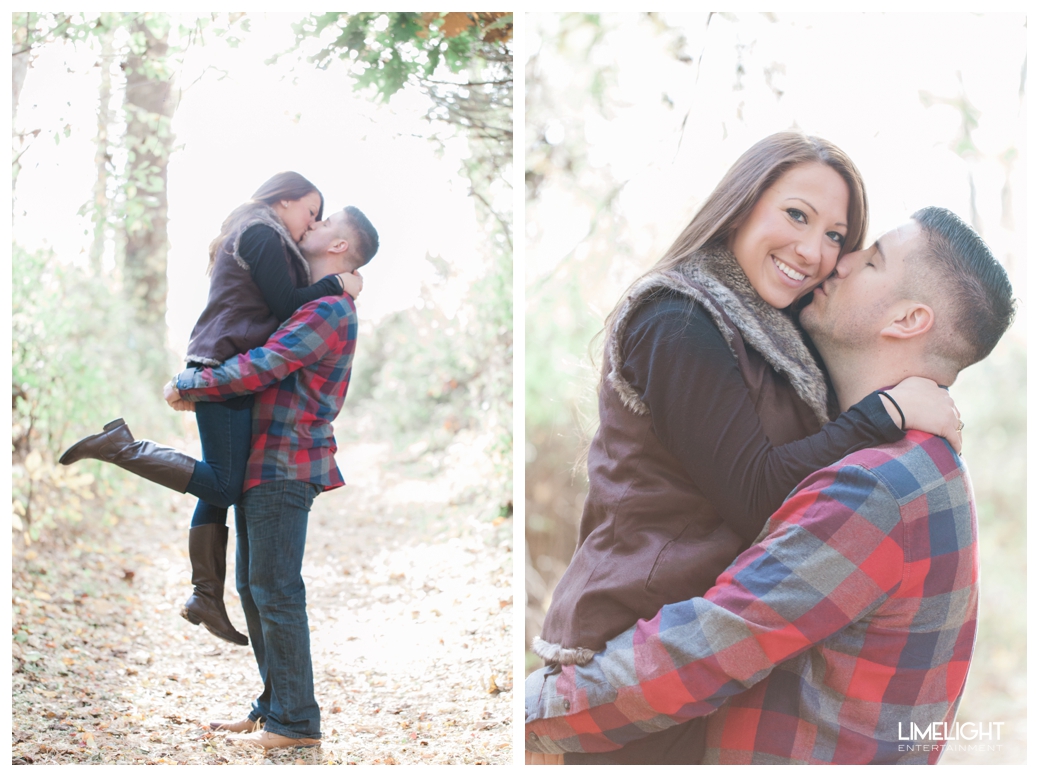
[10,11,513,765]
[11,11,512,528]
[525,12,1026,765]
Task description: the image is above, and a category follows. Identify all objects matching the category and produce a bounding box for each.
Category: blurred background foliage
[12,11,227,546]
[281,11,514,503]
[524,12,1025,764]
[11,11,512,549]
[11,243,174,542]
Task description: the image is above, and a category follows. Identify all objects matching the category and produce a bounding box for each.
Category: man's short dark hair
[910,206,1015,372]
[341,206,379,265]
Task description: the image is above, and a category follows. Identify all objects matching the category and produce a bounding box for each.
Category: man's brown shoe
[209,716,263,733]
[231,730,321,750]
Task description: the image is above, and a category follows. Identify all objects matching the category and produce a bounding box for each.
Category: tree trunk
[121,14,179,382]
[12,16,32,124]
[12,13,36,197]
[88,21,117,274]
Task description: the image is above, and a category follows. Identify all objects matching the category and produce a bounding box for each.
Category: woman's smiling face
[728,162,850,309]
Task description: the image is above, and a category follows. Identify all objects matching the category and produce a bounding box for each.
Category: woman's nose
[795,234,823,266]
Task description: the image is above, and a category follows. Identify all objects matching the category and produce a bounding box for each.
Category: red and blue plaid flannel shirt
[174,296,357,494]
[526,432,979,764]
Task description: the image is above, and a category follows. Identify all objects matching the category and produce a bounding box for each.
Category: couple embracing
[526,132,1014,764]
[61,173,379,750]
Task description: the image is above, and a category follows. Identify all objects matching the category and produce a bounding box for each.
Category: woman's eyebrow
[788,196,848,228]
[788,197,819,215]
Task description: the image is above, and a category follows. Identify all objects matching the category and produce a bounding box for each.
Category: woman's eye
[787,208,807,224]
[827,231,846,246]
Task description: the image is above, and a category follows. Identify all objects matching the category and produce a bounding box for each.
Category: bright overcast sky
[13,12,485,356]
[527,12,1026,310]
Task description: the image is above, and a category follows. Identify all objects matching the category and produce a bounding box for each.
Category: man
[525,207,1015,764]
[166,205,379,750]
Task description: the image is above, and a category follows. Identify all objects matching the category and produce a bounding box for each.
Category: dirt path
[11,431,513,765]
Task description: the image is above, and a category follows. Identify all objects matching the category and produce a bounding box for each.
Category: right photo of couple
[523,12,1025,766]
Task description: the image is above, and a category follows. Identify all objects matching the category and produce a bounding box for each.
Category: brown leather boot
[181,524,249,646]
[59,418,195,492]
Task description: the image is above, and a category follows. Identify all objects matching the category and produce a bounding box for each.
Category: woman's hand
[882,376,963,453]
[339,270,363,299]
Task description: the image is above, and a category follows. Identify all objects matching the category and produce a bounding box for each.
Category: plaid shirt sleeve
[174,299,346,401]
[525,462,906,754]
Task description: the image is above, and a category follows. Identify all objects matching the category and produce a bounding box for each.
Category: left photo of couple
[11,12,513,765]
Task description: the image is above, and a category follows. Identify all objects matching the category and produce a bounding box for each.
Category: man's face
[299,210,349,260]
[800,221,922,351]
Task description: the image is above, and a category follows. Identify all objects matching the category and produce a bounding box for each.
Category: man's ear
[881,301,934,340]
[328,238,350,255]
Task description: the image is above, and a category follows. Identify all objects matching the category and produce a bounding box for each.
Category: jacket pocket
[645,519,743,603]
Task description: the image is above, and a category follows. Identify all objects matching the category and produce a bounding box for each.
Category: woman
[60,172,361,646]
[531,132,960,764]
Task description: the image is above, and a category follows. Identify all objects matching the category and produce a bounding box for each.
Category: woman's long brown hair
[600,131,869,340]
[207,171,324,272]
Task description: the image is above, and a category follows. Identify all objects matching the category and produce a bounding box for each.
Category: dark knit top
[185,221,342,369]
[238,224,343,322]
[623,292,901,544]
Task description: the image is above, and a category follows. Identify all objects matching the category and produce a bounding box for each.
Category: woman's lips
[772,255,808,285]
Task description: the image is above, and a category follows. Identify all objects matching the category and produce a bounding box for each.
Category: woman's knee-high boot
[181,524,249,646]
[59,418,195,492]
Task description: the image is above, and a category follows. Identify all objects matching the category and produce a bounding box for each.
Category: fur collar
[228,202,312,284]
[531,637,594,667]
[605,244,831,426]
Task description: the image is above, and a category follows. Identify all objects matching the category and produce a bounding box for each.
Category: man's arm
[525,463,905,754]
[174,297,351,402]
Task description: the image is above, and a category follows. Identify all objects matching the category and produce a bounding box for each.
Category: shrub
[11,245,178,545]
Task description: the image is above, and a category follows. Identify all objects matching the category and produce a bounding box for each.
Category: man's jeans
[234,480,322,740]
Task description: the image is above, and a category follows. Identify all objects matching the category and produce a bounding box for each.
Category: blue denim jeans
[186,399,253,527]
[234,480,322,739]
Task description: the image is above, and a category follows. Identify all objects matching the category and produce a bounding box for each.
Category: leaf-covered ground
[11,431,513,765]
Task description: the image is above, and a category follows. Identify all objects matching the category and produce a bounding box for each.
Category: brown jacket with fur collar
[534,245,830,666]
[185,203,311,367]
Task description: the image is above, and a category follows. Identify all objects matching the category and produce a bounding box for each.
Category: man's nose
[833,253,855,278]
